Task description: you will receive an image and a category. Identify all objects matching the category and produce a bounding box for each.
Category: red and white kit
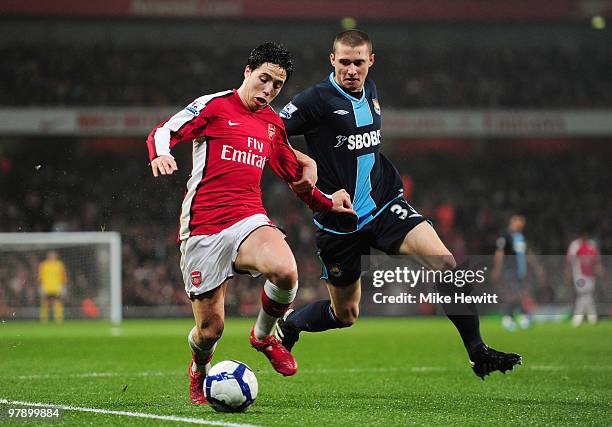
[147,90,332,294]
[567,237,600,322]
[147,89,332,240]
[567,238,600,293]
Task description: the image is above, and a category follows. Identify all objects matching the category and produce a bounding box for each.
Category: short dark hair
[333,29,372,54]
[247,42,294,80]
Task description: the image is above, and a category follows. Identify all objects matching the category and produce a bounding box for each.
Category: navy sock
[446,314,484,356]
[436,266,484,355]
[285,300,346,332]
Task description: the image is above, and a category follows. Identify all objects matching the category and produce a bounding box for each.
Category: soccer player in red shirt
[567,231,604,326]
[146,42,354,404]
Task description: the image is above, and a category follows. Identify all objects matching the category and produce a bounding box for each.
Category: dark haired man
[493,214,530,330]
[278,31,522,379]
[493,214,546,331]
[146,42,354,404]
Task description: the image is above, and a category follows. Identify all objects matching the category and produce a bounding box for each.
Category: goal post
[0,232,122,325]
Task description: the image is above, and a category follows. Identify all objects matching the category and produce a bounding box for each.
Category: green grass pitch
[1,317,611,426]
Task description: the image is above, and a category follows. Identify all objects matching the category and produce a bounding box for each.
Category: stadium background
[1,0,611,321]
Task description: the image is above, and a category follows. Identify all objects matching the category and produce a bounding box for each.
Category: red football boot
[249,327,297,376]
[188,354,209,404]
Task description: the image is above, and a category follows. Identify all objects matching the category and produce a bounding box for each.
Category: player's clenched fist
[330,189,356,215]
[151,155,178,177]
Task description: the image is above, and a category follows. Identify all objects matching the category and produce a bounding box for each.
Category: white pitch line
[11,371,170,380]
[4,365,611,381]
[0,398,261,427]
[3,367,446,381]
[303,366,448,374]
[529,365,612,371]
[529,365,565,371]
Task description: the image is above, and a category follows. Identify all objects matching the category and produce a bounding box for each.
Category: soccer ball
[204,360,258,412]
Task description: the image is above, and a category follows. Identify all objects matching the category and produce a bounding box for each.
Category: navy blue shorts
[315,198,429,286]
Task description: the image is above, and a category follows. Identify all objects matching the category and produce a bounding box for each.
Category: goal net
[0,232,122,324]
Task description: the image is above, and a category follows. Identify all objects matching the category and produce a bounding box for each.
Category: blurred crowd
[396,147,612,255]
[2,43,611,108]
[0,139,609,316]
[2,27,610,317]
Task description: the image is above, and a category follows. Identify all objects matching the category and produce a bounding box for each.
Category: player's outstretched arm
[150,155,178,177]
[146,96,212,177]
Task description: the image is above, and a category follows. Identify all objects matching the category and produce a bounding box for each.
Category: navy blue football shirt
[281,73,403,234]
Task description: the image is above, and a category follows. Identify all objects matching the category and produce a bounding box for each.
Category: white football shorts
[179,214,275,297]
[573,275,595,294]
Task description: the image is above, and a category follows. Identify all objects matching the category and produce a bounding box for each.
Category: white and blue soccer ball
[204,360,258,412]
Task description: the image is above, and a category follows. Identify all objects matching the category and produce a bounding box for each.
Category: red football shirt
[567,238,600,278]
[146,90,332,239]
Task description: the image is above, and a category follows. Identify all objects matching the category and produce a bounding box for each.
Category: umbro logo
[333,110,350,115]
[228,120,242,126]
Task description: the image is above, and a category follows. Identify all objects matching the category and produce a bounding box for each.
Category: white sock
[254,310,278,340]
[254,280,297,339]
[188,326,216,374]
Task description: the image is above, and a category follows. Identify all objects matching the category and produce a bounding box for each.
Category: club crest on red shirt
[268,124,276,140]
[191,271,202,287]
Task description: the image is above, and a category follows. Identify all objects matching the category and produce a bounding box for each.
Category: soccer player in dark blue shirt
[278,30,521,379]
[492,214,540,331]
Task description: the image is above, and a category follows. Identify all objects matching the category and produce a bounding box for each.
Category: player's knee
[196,316,224,344]
[266,259,298,289]
[442,255,457,271]
[202,324,224,344]
[429,254,457,271]
[334,304,359,327]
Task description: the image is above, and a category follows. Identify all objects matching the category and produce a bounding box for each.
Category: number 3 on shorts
[390,203,408,220]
